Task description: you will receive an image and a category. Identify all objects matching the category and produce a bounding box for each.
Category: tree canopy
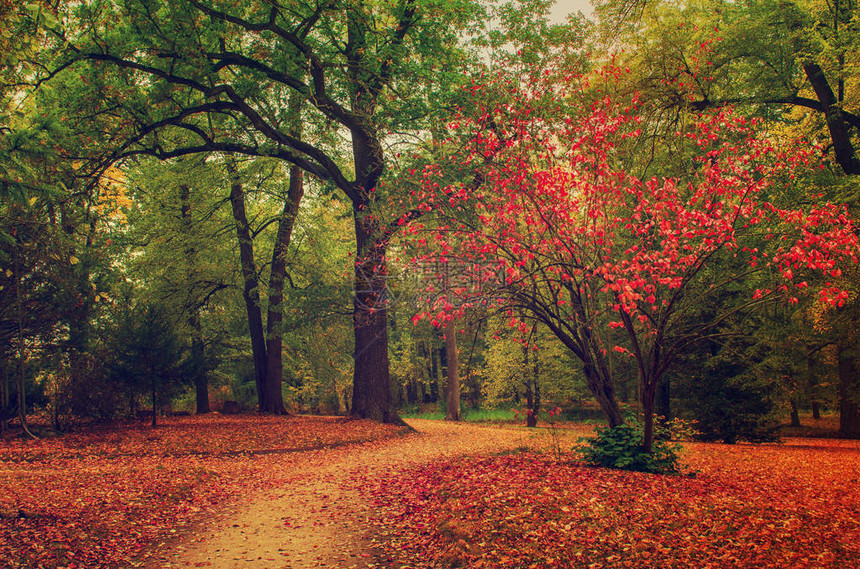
[2,0,860,447]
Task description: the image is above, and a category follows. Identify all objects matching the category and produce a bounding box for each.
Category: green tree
[123,156,240,414]
[479,318,588,422]
[28,0,488,422]
[108,299,182,427]
[599,0,860,176]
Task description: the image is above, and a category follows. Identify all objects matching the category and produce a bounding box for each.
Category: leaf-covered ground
[151,419,546,568]
[366,437,860,569]
[4,417,859,569]
[0,415,403,568]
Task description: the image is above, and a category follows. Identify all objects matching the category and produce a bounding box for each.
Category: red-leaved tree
[405,68,860,452]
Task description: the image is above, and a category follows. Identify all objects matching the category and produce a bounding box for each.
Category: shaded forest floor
[1,415,858,568]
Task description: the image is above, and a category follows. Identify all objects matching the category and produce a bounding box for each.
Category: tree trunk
[349,217,401,424]
[406,376,418,404]
[641,381,657,454]
[838,344,860,438]
[263,92,305,415]
[228,161,268,411]
[14,243,34,439]
[179,184,210,415]
[584,362,624,427]
[189,314,209,415]
[263,165,304,415]
[790,399,802,427]
[542,301,624,428]
[812,401,821,420]
[444,319,460,421]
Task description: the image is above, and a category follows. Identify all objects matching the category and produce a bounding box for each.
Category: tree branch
[691,95,860,130]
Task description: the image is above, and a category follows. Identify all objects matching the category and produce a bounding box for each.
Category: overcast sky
[550,0,595,20]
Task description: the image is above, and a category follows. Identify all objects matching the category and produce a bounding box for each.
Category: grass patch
[400,405,524,423]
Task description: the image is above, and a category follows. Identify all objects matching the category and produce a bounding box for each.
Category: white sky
[550,0,595,20]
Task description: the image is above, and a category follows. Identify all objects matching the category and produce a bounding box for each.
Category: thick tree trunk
[343,15,408,424]
[350,294,395,422]
[349,216,401,423]
[228,162,268,411]
[838,344,860,438]
[444,320,460,421]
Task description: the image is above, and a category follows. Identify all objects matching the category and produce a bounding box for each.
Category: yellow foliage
[94,165,132,223]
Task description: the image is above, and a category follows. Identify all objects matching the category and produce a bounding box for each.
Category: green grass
[399,404,608,424]
[399,405,518,422]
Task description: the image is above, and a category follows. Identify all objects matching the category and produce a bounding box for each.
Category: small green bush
[575,422,682,475]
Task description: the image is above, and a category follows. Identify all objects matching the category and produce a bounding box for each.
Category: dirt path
[148,419,548,569]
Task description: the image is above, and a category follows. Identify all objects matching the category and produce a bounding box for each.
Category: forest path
[148,419,548,569]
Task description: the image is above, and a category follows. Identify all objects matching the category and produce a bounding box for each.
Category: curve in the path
[147,419,545,569]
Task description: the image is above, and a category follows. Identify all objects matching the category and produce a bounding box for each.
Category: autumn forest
[2,0,860,567]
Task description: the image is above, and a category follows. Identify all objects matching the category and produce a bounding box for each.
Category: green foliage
[654,415,701,442]
[576,422,682,475]
[676,337,783,444]
[477,320,589,409]
[684,371,781,444]
[399,404,525,423]
[107,300,183,412]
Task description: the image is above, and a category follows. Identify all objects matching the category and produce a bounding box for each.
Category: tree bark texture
[349,215,400,423]
[790,399,802,427]
[228,162,269,412]
[801,61,860,175]
[263,165,304,416]
[444,319,460,422]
